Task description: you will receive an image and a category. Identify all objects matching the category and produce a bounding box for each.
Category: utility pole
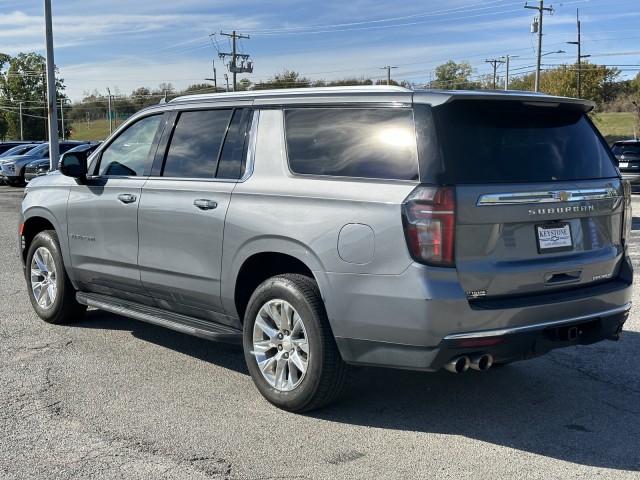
[60,100,64,141]
[502,55,519,90]
[380,66,398,85]
[106,87,112,135]
[485,58,505,89]
[44,0,59,167]
[218,31,253,90]
[567,9,589,98]
[205,60,218,91]
[525,1,554,92]
[19,102,23,140]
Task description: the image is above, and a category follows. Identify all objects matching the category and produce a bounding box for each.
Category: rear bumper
[335,303,629,371]
[322,259,633,371]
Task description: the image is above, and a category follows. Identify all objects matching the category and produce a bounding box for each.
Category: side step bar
[76,292,243,344]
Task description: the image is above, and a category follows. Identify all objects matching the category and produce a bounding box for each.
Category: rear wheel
[243,274,350,412]
[25,230,86,324]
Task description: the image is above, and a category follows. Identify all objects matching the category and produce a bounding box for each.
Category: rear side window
[284,108,419,181]
[162,109,233,178]
[433,100,618,183]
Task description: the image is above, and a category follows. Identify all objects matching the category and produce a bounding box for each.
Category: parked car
[1,141,89,186]
[20,87,632,412]
[611,139,640,191]
[0,140,42,156]
[0,143,41,158]
[24,142,101,182]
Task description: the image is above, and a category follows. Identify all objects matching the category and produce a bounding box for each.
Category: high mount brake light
[402,186,456,267]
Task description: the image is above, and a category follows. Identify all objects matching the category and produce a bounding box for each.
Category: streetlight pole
[502,55,519,90]
[44,0,59,168]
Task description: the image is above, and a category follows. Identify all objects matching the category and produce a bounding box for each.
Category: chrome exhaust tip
[469,353,493,371]
[444,355,470,374]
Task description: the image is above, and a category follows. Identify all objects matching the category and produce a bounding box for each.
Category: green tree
[0,52,67,140]
[183,83,218,94]
[235,78,252,91]
[508,61,621,106]
[254,70,311,90]
[431,60,480,90]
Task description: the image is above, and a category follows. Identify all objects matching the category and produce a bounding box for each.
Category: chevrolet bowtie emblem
[555,191,572,202]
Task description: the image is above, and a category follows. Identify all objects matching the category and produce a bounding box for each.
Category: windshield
[433,100,618,183]
[27,144,49,156]
[0,145,34,157]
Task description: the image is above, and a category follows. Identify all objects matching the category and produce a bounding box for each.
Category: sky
[1,0,639,101]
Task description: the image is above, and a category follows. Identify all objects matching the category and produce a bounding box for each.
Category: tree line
[2,52,640,141]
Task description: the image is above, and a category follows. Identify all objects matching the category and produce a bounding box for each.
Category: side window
[216,109,251,180]
[284,108,419,181]
[162,109,233,178]
[98,114,163,176]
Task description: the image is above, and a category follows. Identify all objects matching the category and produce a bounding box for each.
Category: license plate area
[536,222,572,254]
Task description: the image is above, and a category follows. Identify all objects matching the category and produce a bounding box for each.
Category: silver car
[19,87,632,411]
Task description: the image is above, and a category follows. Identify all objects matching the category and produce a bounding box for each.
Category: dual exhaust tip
[444,353,493,373]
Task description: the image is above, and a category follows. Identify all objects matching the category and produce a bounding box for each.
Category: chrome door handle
[194,199,218,210]
[117,193,137,204]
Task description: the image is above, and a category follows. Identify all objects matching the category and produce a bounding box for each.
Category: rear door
[137,107,251,318]
[431,99,625,300]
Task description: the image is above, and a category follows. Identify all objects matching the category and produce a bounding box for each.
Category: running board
[76,292,243,344]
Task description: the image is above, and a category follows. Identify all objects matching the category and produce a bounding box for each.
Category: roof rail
[169,85,412,104]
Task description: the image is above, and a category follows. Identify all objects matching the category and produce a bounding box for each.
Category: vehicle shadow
[72,308,639,472]
[74,309,248,375]
[316,329,640,472]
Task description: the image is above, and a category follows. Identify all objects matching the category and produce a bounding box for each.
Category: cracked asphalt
[1,183,639,479]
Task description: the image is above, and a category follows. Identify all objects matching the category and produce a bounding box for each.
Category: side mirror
[59,152,88,184]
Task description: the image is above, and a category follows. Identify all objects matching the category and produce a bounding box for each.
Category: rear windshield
[612,143,640,158]
[432,100,618,183]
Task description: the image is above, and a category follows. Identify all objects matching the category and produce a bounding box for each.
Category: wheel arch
[21,215,57,264]
[232,251,317,323]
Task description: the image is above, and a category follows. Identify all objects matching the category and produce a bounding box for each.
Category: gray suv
[19,87,632,412]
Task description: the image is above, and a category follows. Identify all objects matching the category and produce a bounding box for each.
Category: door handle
[194,199,218,210]
[117,193,137,204]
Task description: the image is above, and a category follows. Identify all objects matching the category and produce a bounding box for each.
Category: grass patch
[592,112,637,145]
[65,118,126,142]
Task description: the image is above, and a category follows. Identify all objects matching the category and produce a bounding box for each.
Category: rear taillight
[402,185,455,267]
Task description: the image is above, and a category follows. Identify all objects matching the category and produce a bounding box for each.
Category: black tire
[243,274,350,412]
[25,230,87,324]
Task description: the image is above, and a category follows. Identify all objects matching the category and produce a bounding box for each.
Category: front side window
[98,114,163,176]
[162,109,233,178]
[284,108,419,181]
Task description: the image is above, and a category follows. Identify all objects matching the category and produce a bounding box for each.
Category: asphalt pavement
[1,183,639,479]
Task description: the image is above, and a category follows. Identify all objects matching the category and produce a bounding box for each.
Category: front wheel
[243,274,350,412]
[25,230,86,324]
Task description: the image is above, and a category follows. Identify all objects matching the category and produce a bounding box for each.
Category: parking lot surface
[1,183,639,479]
